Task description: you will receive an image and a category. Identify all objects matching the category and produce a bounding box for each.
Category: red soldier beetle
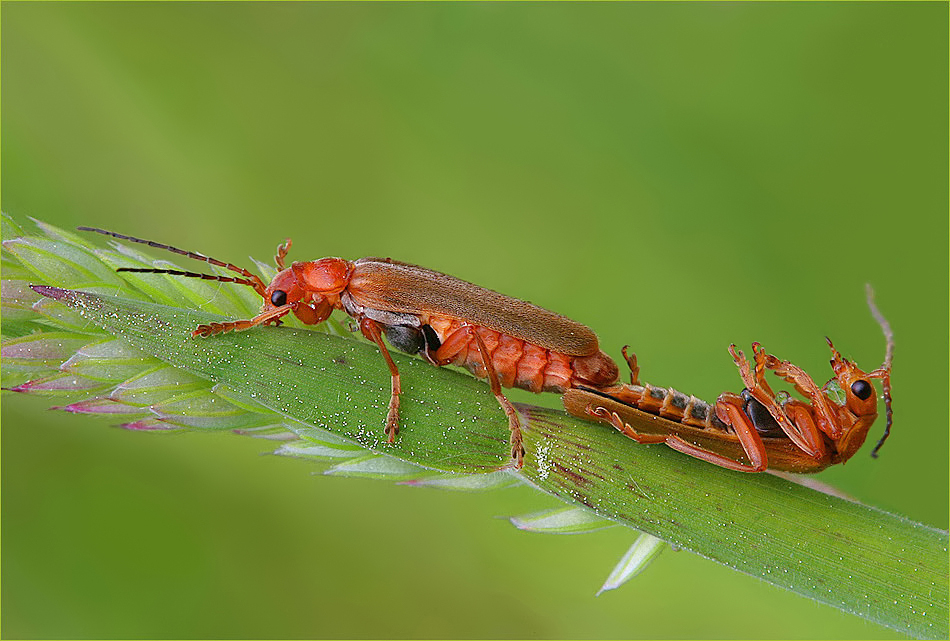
[562,286,894,473]
[79,227,621,468]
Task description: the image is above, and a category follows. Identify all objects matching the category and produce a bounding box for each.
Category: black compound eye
[851,380,873,400]
[270,290,288,307]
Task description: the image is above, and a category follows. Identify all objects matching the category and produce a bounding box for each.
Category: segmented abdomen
[428,317,617,393]
[602,382,729,431]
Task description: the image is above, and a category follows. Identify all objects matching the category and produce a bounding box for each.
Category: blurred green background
[2,3,946,639]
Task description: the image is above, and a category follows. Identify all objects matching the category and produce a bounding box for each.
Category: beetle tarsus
[385,407,399,442]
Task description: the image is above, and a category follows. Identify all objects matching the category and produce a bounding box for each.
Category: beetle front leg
[275,238,292,270]
[359,317,401,443]
[193,305,294,337]
[762,349,842,440]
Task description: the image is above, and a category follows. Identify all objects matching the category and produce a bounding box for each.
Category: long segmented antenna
[78,227,267,296]
[116,267,263,290]
[865,284,893,458]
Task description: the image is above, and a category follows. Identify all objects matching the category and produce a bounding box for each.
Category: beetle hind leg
[587,399,767,472]
[434,326,524,468]
[468,329,525,468]
[621,346,640,385]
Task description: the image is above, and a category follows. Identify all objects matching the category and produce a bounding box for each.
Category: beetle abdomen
[427,317,618,394]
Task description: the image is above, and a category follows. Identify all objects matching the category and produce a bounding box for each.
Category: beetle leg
[588,395,768,472]
[193,304,294,337]
[621,346,640,385]
[433,326,524,468]
[469,329,524,468]
[275,238,292,270]
[762,351,842,440]
[359,317,401,443]
[293,299,333,326]
[429,326,470,365]
[729,344,824,459]
[662,394,769,472]
[782,400,825,458]
[586,405,667,444]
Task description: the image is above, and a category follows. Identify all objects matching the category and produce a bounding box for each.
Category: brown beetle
[80,228,620,468]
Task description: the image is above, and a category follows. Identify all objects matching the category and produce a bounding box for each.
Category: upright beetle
[80,228,620,467]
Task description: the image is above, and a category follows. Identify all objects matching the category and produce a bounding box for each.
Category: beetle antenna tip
[864,284,894,369]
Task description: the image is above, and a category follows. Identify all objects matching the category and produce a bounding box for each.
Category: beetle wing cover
[349,258,599,356]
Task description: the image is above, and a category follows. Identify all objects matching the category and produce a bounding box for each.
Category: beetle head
[259,258,352,325]
[826,285,894,459]
[262,268,307,311]
[826,338,889,419]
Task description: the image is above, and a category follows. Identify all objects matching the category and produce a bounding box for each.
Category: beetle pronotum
[79,228,620,468]
[562,286,893,473]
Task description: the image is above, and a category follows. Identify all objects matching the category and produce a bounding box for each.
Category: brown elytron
[80,228,620,468]
[563,287,893,473]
